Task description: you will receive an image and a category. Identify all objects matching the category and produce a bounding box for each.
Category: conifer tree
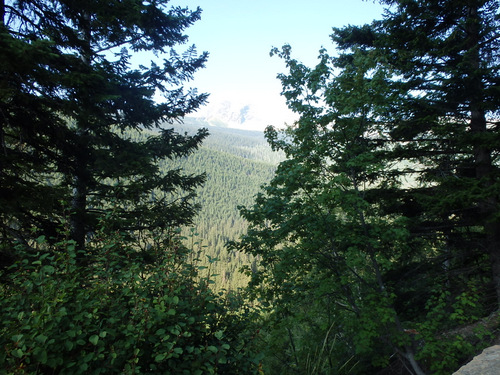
[0,0,208,257]
[333,0,500,306]
[0,5,263,373]
[233,0,499,373]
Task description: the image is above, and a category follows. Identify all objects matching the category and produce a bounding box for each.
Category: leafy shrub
[416,285,493,375]
[0,225,261,374]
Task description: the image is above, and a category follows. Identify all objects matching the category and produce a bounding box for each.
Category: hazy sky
[167,0,386,129]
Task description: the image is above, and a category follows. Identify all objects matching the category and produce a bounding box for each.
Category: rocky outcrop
[452,345,500,375]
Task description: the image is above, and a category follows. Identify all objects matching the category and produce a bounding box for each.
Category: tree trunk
[70,172,87,252]
[466,5,500,308]
[352,174,427,375]
[1,0,5,24]
[70,11,93,254]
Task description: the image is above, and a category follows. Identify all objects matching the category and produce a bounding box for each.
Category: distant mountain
[183,100,286,131]
[200,101,252,128]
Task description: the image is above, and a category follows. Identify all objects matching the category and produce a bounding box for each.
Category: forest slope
[162,118,281,290]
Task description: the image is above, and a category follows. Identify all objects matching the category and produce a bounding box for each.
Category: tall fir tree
[233,0,499,373]
[0,3,264,373]
[332,0,500,306]
[0,0,208,259]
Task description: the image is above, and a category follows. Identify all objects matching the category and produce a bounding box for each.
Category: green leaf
[65,341,74,351]
[11,334,23,342]
[36,334,48,344]
[41,265,55,274]
[12,348,23,358]
[89,335,99,345]
[155,328,166,336]
[38,349,48,364]
[155,353,166,362]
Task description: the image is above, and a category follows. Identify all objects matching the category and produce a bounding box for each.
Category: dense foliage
[2,0,500,374]
[232,0,500,374]
[0,218,260,374]
[0,0,208,256]
[0,1,262,373]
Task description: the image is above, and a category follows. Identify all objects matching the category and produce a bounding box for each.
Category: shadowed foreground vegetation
[2,0,500,374]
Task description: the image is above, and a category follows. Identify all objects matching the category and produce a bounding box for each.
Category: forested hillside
[159,120,281,290]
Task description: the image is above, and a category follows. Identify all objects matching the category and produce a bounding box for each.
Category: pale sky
[166,0,386,130]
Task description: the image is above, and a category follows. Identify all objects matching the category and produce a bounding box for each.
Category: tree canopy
[233,1,500,373]
[2,0,500,373]
[0,0,209,256]
[0,1,263,373]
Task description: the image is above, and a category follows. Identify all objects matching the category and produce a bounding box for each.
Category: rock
[452,345,500,375]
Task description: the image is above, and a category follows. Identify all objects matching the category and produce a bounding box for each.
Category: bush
[0,225,261,374]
